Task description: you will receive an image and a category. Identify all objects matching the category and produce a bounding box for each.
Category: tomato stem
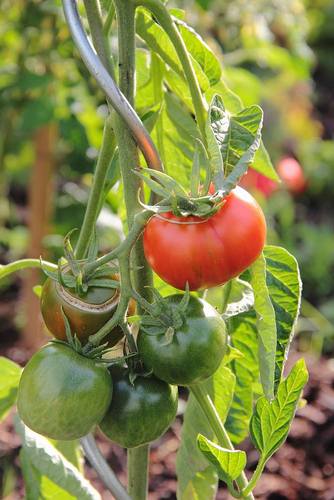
[190,383,255,500]
[0,259,57,281]
[136,0,208,146]
[127,445,150,500]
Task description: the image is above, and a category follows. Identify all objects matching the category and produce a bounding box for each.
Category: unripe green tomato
[17,343,112,440]
[99,367,178,448]
[137,295,227,386]
[40,277,130,346]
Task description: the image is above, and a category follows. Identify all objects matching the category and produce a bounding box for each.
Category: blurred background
[1,0,334,498]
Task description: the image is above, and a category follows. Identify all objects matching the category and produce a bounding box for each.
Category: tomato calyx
[53,307,137,366]
[41,229,120,296]
[135,168,227,218]
[137,287,191,346]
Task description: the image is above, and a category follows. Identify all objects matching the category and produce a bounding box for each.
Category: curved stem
[136,0,207,144]
[190,384,254,500]
[0,259,57,281]
[127,445,150,500]
[62,0,163,173]
[75,116,116,259]
[81,434,131,500]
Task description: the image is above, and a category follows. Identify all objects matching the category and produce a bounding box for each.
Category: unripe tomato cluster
[17,185,266,446]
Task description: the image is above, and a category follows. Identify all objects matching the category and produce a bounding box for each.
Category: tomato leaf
[175,18,221,85]
[0,357,21,422]
[250,359,308,463]
[263,246,302,391]
[250,253,277,401]
[197,434,246,486]
[225,310,259,443]
[16,419,100,500]
[136,8,209,92]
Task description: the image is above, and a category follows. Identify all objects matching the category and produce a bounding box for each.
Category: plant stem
[75,116,116,259]
[136,0,207,144]
[151,52,166,167]
[190,383,254,500]
[127,445,150,500]
[83,0,115,77]
[81,434,131,500]
[103,1,115,36]
[242,458,266,497]
[113,1,152,497]
[0,259,57,281]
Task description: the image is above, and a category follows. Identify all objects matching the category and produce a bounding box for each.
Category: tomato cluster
[17,183,266,446]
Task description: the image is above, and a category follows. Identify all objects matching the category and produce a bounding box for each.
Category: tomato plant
[143,187,266,290]
[0,1,309,499]
[99,367,178,448]
[138,294,226,385]
[17,343,112,440]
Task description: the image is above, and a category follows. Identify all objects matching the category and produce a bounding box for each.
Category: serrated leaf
[264,246,302,391]
[197,434,246,485]
[250,359,308,462]
[136,8,210,92]
[206,96,224,185]
[225,310,259,443]
[15,419,100,500]
[250,254,277,401]
[176,18,221,85]
[0,357,21,422]
[176,365,235,498]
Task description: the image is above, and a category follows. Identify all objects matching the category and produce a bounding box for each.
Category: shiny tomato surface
[143,186,266,290]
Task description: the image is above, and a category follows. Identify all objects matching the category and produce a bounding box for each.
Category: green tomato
[17,343,112,440]
[99,367,178,448]
[137,294,226,385]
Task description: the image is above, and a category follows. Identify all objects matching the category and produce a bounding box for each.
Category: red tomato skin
[277,157,307,194]
[143,186,266,291]
[240,168,277,198]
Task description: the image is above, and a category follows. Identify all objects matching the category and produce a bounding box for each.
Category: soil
[1,281,334,499]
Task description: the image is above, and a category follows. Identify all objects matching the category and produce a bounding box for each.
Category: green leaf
[176,365,235,498]
[206,96,224,186]
[206,278,254,319]
[0,357,21,422]
[205,80,243,115]
[225,310,258,443]
[250,254,277,401]
[263,246,302,391]
[253,142,279,182]
[197,434,246,486]
[136,8,209,92]
[176,18,221,85]
[250,359,308,462]
[15,419,100,500]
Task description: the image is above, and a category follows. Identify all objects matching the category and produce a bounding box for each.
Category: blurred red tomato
[277,157,307,194]
[239,167,277,198]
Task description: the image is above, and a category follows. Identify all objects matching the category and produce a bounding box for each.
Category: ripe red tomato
[277,157,307,194]
[239,167,277,198]
[143,186,266,291]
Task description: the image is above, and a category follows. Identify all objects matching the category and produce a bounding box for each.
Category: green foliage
[16,419,99,500]
[250,358,308,462]
[0,357,21,422]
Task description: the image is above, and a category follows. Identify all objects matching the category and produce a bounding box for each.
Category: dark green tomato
[40,277,128,346]
[99,367,178,448]
[17,343,112,440]
[137,295,226,386]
